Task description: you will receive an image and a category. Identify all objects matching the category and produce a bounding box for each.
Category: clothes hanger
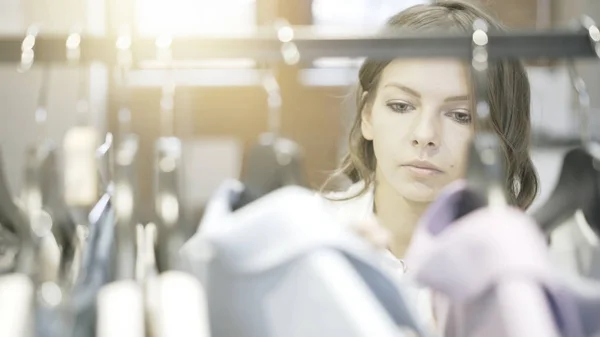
[152,34,185,273]
[60,29,109,288]
[113,134,139,281]
[533,16,600,237]
[4,26,53,276]
[116,24,133,143]
[96,133,114,194]
[110,29,140,281]
[21,61,77,282]
[63,27,103,218]
[145,35,210,337]
[454,19,507,219]
[232,20,307,211]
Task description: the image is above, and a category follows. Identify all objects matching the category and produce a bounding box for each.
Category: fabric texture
[404,180,587,337]
[181,180,431,337]
[322,179,600,337]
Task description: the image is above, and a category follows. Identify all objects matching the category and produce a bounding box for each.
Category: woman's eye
[447,110,472,125]
[387,102,415,113]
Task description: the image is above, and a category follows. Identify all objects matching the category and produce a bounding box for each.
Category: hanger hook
[66,28,81,65]
[116,25,133,137]
[470,18,506,207]
[20,25,50,142]
[581,15,600,58]
[275,18,300,66]
[19,25,38,73]
[471,19,490,123]
[263,69,281,136]
[67,27,90,127]
[156,34,175,137]
[261,19,298,137]
[567,16,600,156]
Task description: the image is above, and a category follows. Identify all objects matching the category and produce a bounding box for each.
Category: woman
[323,1,539,267]
[321,1,540,330]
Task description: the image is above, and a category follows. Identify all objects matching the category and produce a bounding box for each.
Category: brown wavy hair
[322,0,539,209]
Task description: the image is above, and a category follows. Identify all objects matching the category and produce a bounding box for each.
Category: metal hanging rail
[0,26,597,65]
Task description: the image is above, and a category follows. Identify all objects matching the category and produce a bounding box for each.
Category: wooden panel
[282,85,346,188]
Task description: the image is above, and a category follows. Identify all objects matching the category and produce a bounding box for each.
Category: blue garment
[67,197,115,337]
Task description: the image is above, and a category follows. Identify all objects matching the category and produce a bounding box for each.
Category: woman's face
[361,59,474,203]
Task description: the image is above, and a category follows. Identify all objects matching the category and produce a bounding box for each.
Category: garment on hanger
[181,180,431,337]
[549,209,600,281]
[68,195,115,337]
[405,180,597,337]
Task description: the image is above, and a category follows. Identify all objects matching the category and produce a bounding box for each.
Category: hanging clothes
[67,196,116,337]
[549,209,600,280]
[404,179,599,337]
[181,179,431,337]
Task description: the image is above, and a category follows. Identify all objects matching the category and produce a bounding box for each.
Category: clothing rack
[0,26,598,65]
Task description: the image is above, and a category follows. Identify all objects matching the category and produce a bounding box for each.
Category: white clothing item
[96,280,145,337]
[0,273,34,337]
[320,181,436,332]
[151,271,210,337]
[181,180,430,337]
[549,209,600,280]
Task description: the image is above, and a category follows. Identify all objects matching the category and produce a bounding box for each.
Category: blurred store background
[0,0,599,225]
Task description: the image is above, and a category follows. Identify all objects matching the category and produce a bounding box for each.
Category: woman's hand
[348,218,391,250]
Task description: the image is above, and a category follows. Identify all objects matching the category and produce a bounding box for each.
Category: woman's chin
[394,182,440,203]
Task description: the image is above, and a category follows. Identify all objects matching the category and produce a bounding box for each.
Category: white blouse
[320,181,437,331]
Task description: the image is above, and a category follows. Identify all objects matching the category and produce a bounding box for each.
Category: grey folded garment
[0,225,19,274]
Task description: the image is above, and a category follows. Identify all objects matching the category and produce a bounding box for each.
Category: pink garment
[404,180,585,337]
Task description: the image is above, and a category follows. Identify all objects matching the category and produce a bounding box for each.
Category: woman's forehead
[378,58,471,97]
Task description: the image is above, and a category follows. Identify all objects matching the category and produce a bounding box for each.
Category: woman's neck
[373,176,429,258]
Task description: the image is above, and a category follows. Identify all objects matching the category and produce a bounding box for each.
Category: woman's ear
[360,92,374,141]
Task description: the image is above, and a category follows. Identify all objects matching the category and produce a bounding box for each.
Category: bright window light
[135,0,256,36]
[135,0,257,69]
